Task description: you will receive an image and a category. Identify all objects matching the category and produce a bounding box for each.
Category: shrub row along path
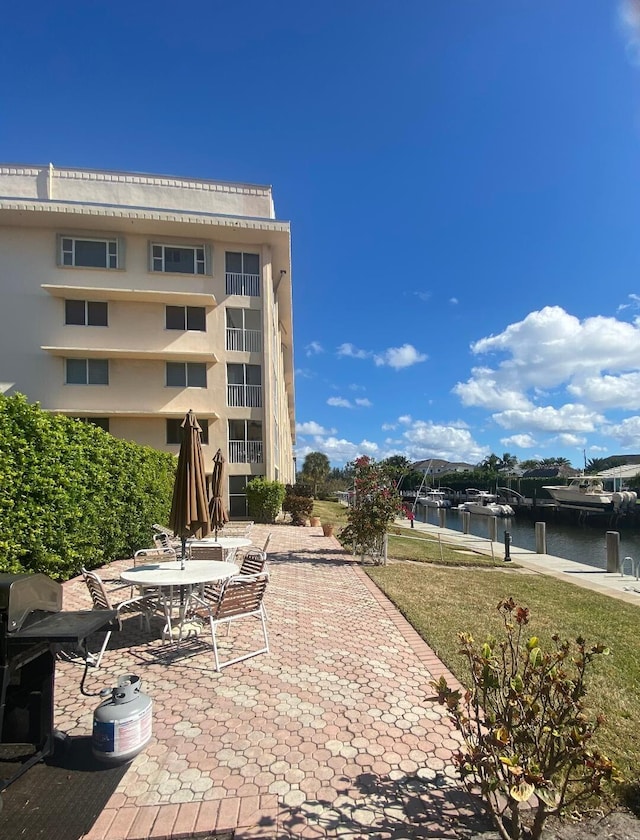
[18,523,494,840]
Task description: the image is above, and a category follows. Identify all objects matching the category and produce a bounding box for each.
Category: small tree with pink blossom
[339,455,403,564]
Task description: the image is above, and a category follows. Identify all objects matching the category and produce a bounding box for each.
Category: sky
[3,1,640,470]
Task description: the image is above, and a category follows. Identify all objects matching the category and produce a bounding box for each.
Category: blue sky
[3,1,640,469]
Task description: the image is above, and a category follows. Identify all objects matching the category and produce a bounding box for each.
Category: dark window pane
[164,247,195,274]
[65,300,86,325]
[186,307,206,331]
[166,418,181,444]
[199,419,209,445]
[186,363,206,388]
[227,363,244,385]
[74,240,108,268]
[166,306,186,330]
[166,362,186,387]
[244,309,261,330]
[226,252,242,273]
[226,308,242,329]
[243,253,259,275]
[247,420,262,441]
[229,495,247,518]
[88,359,109,385]
[87,301,108,326]
[91,418,110,432]
[246,365,262,385]
[228,419,245,439]
[229,475,248,494]
[66,359,87,384]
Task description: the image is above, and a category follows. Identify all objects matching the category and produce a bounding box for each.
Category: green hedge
[0,394,176,580]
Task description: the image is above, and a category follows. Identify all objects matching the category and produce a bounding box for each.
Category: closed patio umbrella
[169,410,211,567]
[209,448,229,539]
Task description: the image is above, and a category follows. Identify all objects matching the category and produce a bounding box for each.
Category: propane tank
[92,674,152,764]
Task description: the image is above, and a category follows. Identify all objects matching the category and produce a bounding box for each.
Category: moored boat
[416,489,451,508]
[543,477,637,513]
[458,489,514,517]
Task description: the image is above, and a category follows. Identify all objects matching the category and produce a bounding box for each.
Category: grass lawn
[314,500,640,800]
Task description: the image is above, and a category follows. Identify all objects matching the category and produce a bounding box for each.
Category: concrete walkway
[51,524,489,840]
[404,518,640,607]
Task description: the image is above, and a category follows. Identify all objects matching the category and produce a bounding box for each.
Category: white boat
[543,477,637,513]
[458,489,514,517]
[416,489,451,508]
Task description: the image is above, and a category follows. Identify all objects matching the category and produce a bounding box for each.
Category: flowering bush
[339,456,403,564]
[431,598,615,840]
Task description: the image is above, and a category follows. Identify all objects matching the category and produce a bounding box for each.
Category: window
[166,362,207,388]
[225,307,262,351]
[229,474,256,518]
[152,243,206,274]
[167,417,208,445]
[228,419,263,463]
[65,299,108,326]
[66,359,109,385]
[165,306,206,331]
[227,364,262,407]
[60,237,119,269]
[75,417,110,432]
[225,252,260,296]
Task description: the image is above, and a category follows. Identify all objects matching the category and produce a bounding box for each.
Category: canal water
[413,504,640,571]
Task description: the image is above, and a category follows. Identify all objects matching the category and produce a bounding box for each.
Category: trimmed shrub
[0,393,176,579]
[246,477,286,524]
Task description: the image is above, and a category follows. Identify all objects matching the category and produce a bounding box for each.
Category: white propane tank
[92,674,152,764]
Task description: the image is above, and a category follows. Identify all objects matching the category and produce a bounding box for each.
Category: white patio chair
[189,572,269,671]
[81,566,166,667]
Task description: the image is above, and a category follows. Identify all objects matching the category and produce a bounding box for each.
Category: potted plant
[322,522,334,537]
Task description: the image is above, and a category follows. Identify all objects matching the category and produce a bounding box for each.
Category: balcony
[226,328,262,353]
[229,440,263,464]
[227,384,262,408]
[225,272,260,297]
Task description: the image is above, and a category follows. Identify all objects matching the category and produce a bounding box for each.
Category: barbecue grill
[0,572,116,792]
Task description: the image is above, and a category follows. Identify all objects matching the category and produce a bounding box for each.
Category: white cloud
[493,404,604,433]
[618,0,640,64]
[500,434,537,449]
[355,398,372,407]
[454,369,533,411]
[305,341,324,356]
[398,415,412,425]
[374,344,428,369]
[450,297,459,305]
[401,420,487,464]
[606,415,640,449]
[295,368,314,379]
[337,343,370,359]
[296,420,336,436]
[567,372,640,409]
[414,291,431,302]
[551,433,587,447]
[617,292,640,313]
[381,422,396,431]
[327,396,352,408]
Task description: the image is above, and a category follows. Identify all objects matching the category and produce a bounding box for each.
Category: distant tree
[498,452,518,472]
[519,459,541,471]
[380,455,411,488]
[479,454,501,474]
[539,457,572,468]
[301,451,330,497]
[585,457,608,474]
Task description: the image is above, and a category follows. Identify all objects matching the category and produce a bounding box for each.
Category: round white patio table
[121,560,238,641]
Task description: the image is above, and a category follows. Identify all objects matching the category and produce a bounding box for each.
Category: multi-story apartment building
[0,164,295,517]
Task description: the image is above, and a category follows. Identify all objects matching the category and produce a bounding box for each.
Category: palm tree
[301,451,330,498]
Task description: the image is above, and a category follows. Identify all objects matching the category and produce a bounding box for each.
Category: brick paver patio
[53,524,489,839]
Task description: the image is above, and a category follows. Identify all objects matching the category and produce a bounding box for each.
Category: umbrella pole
[180,536,187,570]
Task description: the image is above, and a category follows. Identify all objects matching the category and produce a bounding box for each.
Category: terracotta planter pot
[322,523,334,537]
[310,516,321,527]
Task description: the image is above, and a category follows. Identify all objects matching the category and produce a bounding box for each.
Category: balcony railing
[227,383,263,408]
[225,272,260,297]
[226,328,262,353]
[228,440,264,464]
